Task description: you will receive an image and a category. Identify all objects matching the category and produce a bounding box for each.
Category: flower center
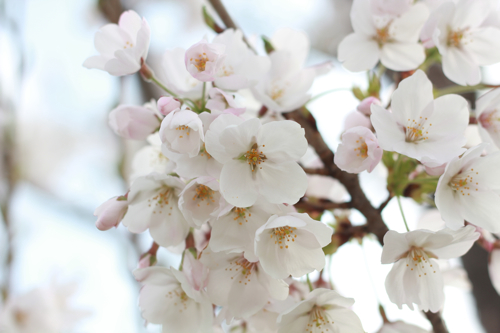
[374,25,391,47]
[353,137,368,158]
[479,109,500,132]
[166,286,191,313]
[404,117,430,143]
[200,144,212,159]
[190,53,208,72]
[176,125,190,139]
[148,188,174,215]
[447,28,468,48]
[272,226,297,249]
[306,305,334,332]
[219,65,234,77]
[123,41,134,49]
[226,257,258,285]
[271,87,284,101]
[244,144,267,172]
[449,168,480,196]
[232,207,251,225]
[405,247,437,278]
[192,185,215,206]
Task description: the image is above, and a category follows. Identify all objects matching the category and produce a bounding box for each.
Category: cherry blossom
[338,0,429,71]
[199,249,289,319]
[83,10,150,76]
[121,173,189,248]
[178,176,230,228]
[435,144,500,232]
[134,254,213,333]
[205,114,308,207]
[343,110,372,131]
[130,133,176,183]
[421,0,500,85]
[382,225,479,312]
[159,109,204,158]
[185,38,225,82]
[159,48,203,99]
[475,88,500,149]
[371,70,469,164]
[251,28,331,113]
[277,288,365,333]
[254,212,333,279]
[94,195,128,231]
[108,101,160,140]
[211,29,271,90]
[334,126,382,173]
[357,96,381,116]
[157,96,181,116]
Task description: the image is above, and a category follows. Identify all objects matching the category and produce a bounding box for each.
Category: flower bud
[109,105,160,140]
[357,96,381,116]
[94,196,128,231]
[157,97,180,116]
[185,39,225,82]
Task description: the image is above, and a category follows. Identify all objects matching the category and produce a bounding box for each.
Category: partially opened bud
[94,196,128,231]
[357,96,381,116]
[157,96,181,116]
[109,104,160,140]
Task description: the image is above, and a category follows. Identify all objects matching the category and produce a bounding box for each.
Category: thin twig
[295,198,351,213]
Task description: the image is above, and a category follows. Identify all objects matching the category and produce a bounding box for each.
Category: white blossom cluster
[83,1,500,332]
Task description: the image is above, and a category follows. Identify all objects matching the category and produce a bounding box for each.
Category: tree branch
[295,198,351,213]
[302,166,330,176]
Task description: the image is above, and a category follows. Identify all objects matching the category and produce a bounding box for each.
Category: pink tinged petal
[220,160,259,207]
[465,27,500,66]
[357,96,381,116]
[370,104,405,152]
[256,161,308,205]
[390,70,433,125]
[457,190,500,232]
[157,97,180,116]
[118,10,142,40]
[338,33,380,72]
[343,110,372,131]
[94,196,128,230]
[442,47,481,86]
[427,226,479,259]
[380,42,426,71]
[381,231,410,264]
[390,3,429,42]
[108,105,159,140]
[488,249,500,295]
[259,120,307,162]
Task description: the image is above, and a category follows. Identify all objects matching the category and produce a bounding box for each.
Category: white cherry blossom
[277,288,365,333]
[159,109,204,158]
[158,48,203,99]
[205,114,308,207]
[381,225,479,312]
[121,173,189,248]
[421,0,500,85]
[254,212,333,279]
[134,255,213,333]
[371,70,469,164]
[476,88,500,149]
[435,144,500,232]
[94,195,128,231]
[185,38,225,82]
[83,10,150,76]
[338,0,429,72]
[334,126,382,173]
[200,250,289,319]
[178,176,230,228]
[130,133,176,183]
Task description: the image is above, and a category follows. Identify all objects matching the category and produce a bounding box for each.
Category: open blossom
[130,133,176,183]
[158,48,203,99]
[338,0,428,71]
[251,28,331,113]
[212,29,271,90]
[421,0,500,85]
[205,114,308,207]
[108,102,160,140]
[475,88,500,149]
[94,195,128,231]
[159,109,204,158]
[334,126,382,173]
[382,226,479,312]
[121,173,189,248]
[200,250,289,319]
[371,70,469,164]
[277,288,364,333]
[178,176,230,228]
[134,255,213,333]
[185,38,225,82]
[435,144,500,232]
[83,10,150,76]
[254,212,333,279]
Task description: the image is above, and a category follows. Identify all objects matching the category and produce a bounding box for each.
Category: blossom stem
[306,274,314,292]
[307,88,351,104]
[396,195,410,232]
[200,82,207,112]
[150,75,179,98]
[434,83,500,97]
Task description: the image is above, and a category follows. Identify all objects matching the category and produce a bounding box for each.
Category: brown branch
[378,195,393,212]
[302,167,330,176]
[295,198,351,213]
[424,311,449,333]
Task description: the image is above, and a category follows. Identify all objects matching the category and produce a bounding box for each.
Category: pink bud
[94,196,128,231]
[157,97,181,116]
[343,110,371,131]
[108,105,160,140]
[357,97,381,116]
[138,254,157,268]
[185,39,225,82]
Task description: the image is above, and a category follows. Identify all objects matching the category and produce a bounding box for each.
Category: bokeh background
[0,0,499,332]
